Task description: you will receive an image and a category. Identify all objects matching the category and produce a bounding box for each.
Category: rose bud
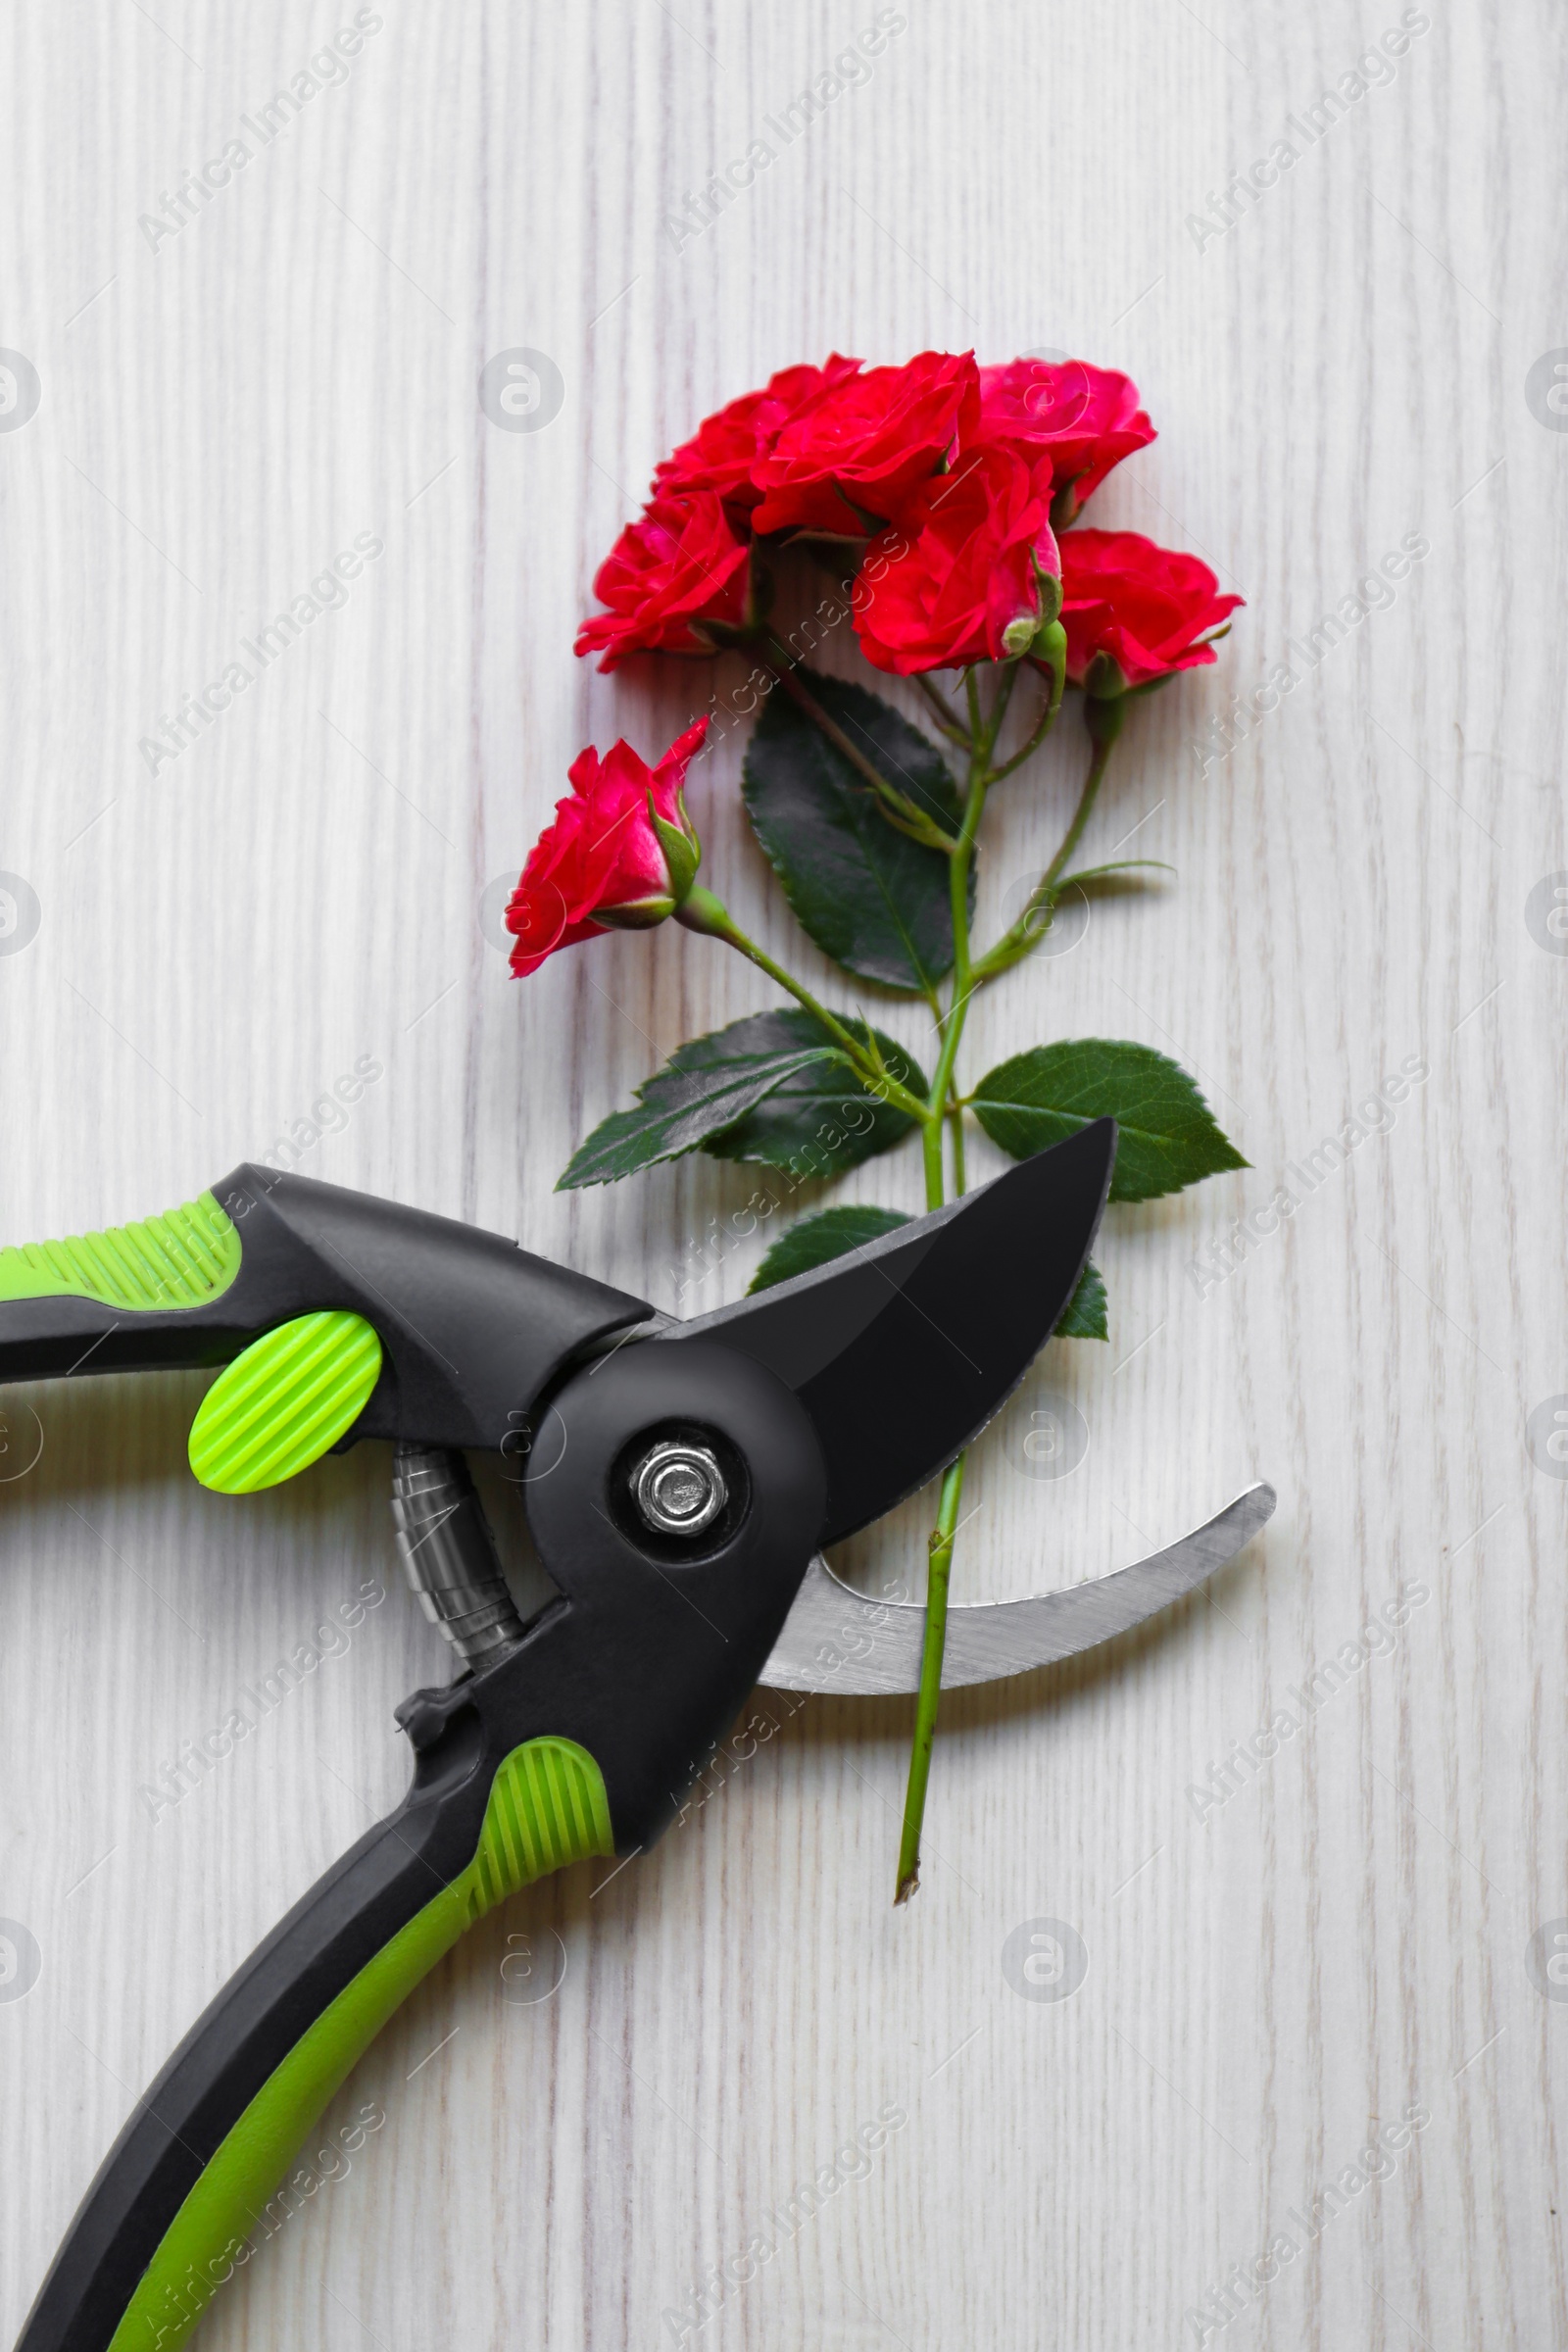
[853,443,1060,676]
[507,717,708,976]
[1057,529,1243,698]
[575,494,751,670]
[749,350,980,537]
[976,358,1154,525]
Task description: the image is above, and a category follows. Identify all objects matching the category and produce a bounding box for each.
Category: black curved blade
[666,1119,1115,1544]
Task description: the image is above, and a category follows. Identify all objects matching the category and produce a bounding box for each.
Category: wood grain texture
[1,2,1564,2345]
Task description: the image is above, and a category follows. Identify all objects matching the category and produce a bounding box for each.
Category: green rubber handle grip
[18,1736,613,2352]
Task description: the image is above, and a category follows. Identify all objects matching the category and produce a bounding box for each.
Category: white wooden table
[2,5,1563,2345]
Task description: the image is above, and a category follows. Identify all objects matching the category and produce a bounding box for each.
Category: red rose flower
[654,355,861,512]
[575,494,750,670]
[976,359,1154,520]
[507,717,708,976]
[1057,530,1243,693]
[854,443,1061,676]
[749,350,981,538]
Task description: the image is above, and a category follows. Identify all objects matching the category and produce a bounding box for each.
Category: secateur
[4,1120,1273,2349]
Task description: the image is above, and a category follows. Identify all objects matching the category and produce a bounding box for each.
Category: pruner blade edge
[758,1482,1277,1694]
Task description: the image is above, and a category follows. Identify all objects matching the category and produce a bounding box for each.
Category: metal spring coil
[389,1443,525,1669]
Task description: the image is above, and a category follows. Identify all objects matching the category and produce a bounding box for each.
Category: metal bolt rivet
[632,1441,726,1537]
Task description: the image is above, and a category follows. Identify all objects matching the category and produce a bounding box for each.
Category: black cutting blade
[664,1119,1115,1544]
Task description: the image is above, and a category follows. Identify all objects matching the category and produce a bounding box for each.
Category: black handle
[0,1164,650,1453]
[17,1698,615,2352]
[16,1276,834,2350]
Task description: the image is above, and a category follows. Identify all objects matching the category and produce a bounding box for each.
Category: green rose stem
[1048,690,1122,871]
[894,1453,966,1901]
[675,886,929,1124]
[911,672,971,748]
[970,692,1124,986]
[986,623,1067,784]
[895,658,1109,1902]
[687,647,1103,1903]
[895,660,1022,1902]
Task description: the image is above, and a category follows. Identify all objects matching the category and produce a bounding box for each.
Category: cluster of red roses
[575,348,1239,690]
[509,350,1245,977]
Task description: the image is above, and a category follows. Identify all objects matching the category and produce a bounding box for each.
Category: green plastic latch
[188,1311,382,1494]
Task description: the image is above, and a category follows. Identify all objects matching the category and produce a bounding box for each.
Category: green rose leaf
[742,666,970,994]
[1054,1257,1108,1340]
[704,1008,925,1178]
[748,1203,910,1293]
[558,1031,849,1190]
[972,1039,1248,1202]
